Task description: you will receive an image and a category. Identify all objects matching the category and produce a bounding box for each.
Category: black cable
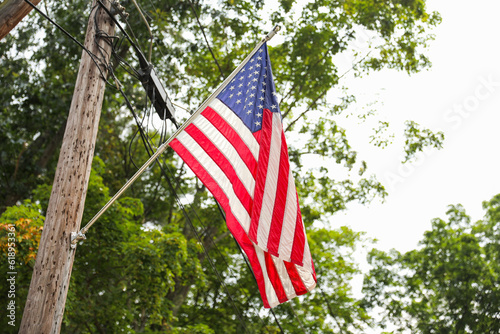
[93,2,152,170]
[188,0,225,80]
[115,53,141,79]
[94,6,116,74]
[270,309,285,333]
[24,0,112,84]
[24,0,84,49]
[110,32,141,79]
[96,0,149,69]
[119,82,155,168]
[318,283,346,334]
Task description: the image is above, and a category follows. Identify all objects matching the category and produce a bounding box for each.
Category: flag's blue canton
[217,43,280,133]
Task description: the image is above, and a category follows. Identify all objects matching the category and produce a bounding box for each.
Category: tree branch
[284,89,328,133]
[283,51,372,133]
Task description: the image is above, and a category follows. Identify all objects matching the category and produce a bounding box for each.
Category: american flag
[170,43,316,308]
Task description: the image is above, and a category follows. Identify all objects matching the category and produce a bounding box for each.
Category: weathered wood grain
[19,1,115,333]
[0,0,42,40]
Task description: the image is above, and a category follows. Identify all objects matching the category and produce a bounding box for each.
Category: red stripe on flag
[264,253,288,303]
[290,193,306,266]
[311,257,317,281]
[184,124,253,215]
[249,108,274,244]
[267,130,291,257]
[253,130,262,143]
[170,138,272,308]
[283,261,308,296]
[201,107,258,175]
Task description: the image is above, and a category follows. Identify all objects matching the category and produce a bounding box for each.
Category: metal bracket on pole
[70,232,86,249]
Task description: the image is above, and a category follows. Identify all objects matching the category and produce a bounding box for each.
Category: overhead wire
[130,0,153,62]
[96,0,149,70]
[24,0,114,86]
[93,4,118,79]
[318,283,346,334]
[187,0,225,80]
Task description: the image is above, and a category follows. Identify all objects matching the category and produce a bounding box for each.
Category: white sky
[329,0,500,254]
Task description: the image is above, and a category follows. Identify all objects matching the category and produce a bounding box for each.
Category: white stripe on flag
[301,235,313,273]
[256,112,283,249]
[176,132,251,232]
[277,168,298,262]
[272,255,297,300]
[296,261,316,291]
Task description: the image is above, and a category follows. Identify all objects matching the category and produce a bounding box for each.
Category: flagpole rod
[71,25,281,248]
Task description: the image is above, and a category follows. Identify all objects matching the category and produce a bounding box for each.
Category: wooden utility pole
[19,1,115,333]
[0,0,42,40]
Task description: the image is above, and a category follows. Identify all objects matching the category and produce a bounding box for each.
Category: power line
[318,283,346,334]
[96,0,149,69]
[24,0,112,85]
[130,0,153,62]
[188,0,225,80]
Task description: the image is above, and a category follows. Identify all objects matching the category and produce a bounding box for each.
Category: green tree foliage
[362,195,500,333]
[0,0,444,332]
[402,120,444,163]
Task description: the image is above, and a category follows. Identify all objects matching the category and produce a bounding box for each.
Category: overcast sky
[331,0,500,253]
